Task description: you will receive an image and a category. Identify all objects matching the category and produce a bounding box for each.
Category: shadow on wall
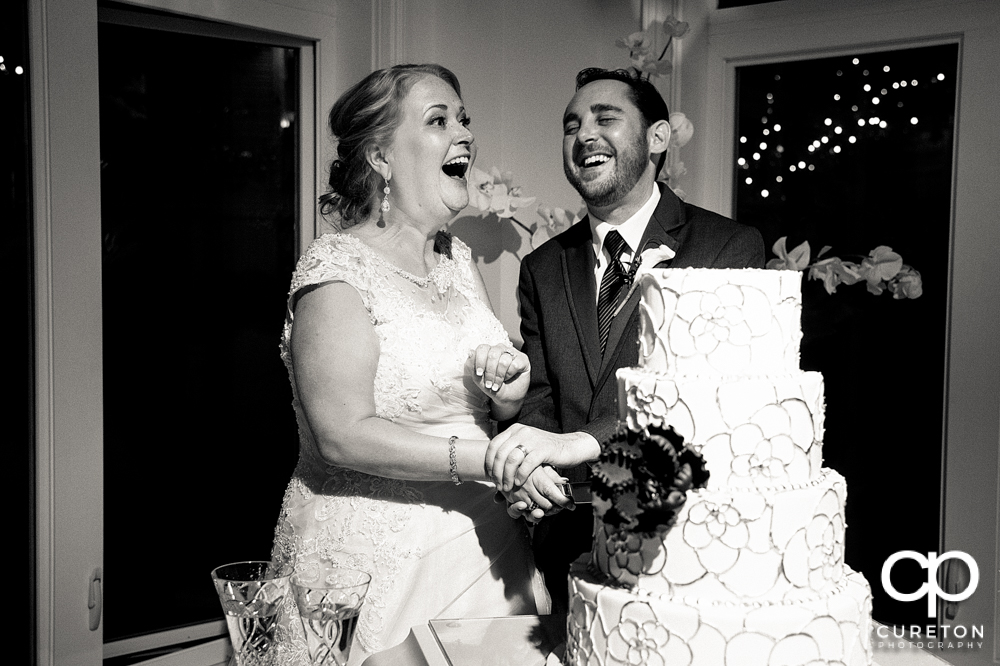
[449,214,525,265]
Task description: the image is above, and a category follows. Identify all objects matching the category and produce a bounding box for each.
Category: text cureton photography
[877,550,984,652]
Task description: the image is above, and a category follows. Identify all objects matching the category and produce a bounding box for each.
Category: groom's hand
[486,425,601,492]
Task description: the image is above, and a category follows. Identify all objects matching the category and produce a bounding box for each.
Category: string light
[737,50,950,194]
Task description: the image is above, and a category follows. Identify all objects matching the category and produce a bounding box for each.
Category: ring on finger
[526,501,539,512]
[514,444,528,457]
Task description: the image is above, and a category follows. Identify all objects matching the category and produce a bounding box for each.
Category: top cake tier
[638,268,803,376]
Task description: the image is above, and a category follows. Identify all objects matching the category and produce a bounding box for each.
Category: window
[98,6,305,657]
[733,43,958,627]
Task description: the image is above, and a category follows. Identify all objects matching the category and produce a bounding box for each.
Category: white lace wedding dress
[271,232,547,665]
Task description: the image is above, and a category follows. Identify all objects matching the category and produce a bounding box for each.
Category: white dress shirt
[589,184,661,303]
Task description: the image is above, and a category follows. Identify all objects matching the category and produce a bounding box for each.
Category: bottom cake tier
[565,554,873,666]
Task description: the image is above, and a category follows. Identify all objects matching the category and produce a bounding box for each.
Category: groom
[511,68,765,610]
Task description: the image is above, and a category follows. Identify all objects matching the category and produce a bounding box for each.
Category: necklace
[369,247,436,288]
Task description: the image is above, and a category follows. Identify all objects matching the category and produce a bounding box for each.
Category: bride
[270,64,572,665]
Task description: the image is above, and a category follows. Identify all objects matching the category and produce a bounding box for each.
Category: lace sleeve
[287,233,374,319]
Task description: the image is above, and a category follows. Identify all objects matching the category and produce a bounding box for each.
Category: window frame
[30,0,373,663]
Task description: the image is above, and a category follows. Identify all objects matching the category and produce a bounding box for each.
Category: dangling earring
[380,176,391,213]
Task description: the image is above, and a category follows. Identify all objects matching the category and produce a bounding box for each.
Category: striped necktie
[597,229,630,354]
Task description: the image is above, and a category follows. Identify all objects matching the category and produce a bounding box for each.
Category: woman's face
[385,75,476,221]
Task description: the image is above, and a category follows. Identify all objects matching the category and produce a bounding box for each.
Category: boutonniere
[613,244,676,317]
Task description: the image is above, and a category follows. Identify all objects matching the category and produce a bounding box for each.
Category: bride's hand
[503,465,574,523]
[468,343,530,406]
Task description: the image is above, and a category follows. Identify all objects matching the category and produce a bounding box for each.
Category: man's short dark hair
[575,68,670,175]
[575,68,670,127]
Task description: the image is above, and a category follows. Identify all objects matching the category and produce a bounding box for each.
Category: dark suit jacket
[516,184,764,599]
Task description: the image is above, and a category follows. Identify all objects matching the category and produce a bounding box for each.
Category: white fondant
[568,268,872,666]
[566,557,873,666]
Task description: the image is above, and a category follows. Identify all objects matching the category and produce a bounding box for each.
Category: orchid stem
[509,217,532,235]
[657,36,673,62]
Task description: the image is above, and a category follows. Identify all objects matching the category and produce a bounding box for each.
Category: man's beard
[564,135,649,208]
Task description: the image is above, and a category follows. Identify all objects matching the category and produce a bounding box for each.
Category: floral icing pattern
[783,489,846,591]
[606,602,692,666]
[565,564,873,666]
[636,269,803,376]
[682,493,770,575]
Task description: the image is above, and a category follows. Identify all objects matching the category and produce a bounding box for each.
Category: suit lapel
[562,222,602,387]
[595,185,685,385]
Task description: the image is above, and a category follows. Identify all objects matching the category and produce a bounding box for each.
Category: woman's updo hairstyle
[319,63,462,226]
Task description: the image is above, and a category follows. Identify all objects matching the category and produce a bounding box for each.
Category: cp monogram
[881,550,979,617]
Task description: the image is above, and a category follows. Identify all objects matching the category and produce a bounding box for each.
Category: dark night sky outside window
[734,44,958,627]
[100,22,300,643]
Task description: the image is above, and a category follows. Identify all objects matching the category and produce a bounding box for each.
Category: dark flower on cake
[593,450,638,504]
[603,523,646,583]
[595,424,710,543]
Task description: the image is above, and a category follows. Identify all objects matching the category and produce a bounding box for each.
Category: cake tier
[566,555,873,666]
[593,468,848,602]
[636,268,803,376]
[617,367,825,489]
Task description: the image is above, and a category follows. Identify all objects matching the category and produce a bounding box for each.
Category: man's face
[562,79,651,208]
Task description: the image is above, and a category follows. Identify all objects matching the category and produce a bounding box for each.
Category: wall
[399,0,651,344]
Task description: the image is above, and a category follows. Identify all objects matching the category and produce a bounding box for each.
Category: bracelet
[448,436,462,485]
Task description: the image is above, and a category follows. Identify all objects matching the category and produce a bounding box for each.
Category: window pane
[99,23,300,641]
[734,43,957,627]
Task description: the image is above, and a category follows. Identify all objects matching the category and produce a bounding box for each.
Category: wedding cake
[564,268,873,666]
